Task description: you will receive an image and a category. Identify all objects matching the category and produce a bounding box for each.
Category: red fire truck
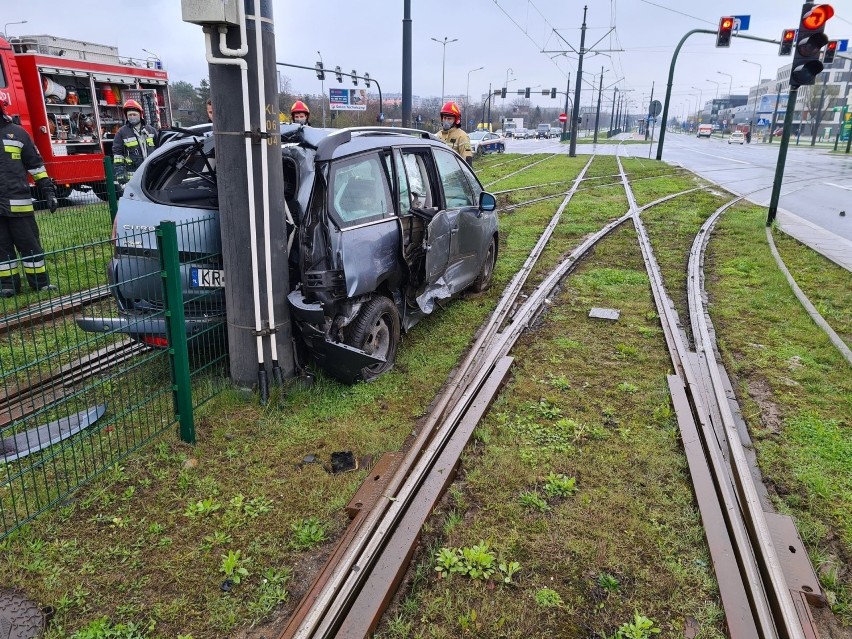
[0,34,172,198]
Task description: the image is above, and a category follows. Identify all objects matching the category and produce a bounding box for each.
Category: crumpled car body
[78,125,498,383]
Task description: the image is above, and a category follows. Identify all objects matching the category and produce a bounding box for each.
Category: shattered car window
[329,153,393,226]
[433,149,476,208]
[401,152,434,210]
[394,151,411,215]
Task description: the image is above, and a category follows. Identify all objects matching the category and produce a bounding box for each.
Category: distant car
[728,131,745,145]
[536,124,552,139]
[504,127,516,138]
[773,127,783,137]
[696,124,713,138]
[514,128,531,139]
[78,126,500,383]
[469,130,506,155]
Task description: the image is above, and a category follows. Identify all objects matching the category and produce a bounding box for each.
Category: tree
[801,78,840,145]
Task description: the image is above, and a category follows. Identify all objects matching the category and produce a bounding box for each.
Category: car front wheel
[345,296,400,381]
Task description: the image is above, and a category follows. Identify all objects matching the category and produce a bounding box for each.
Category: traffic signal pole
[593,67,603,144]
[656,29,781,161]
[767,87,800,225]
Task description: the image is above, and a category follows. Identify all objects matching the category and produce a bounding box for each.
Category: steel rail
[688,200,807,639]
[0,285,111,337]
[618,151,797,638]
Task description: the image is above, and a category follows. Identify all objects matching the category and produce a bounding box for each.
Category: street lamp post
[465,66,484,130]
[431,36,458,106]
[3,20,27,38]
[691,86,704,124]
[742,59,762,137]
[717,71,733,132]
[503,67,515,129]
[317,51,327,128]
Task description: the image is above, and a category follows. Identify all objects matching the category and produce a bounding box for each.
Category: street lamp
[716,71,733,99]
[431,36,458,105]
[3,20,27,38]
[465,66,484,130]
[691,86,704,123]
[742,59,762,134]
[317,51,327,127]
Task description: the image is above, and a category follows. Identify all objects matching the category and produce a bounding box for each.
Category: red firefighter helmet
[122,99,143,114]
[440,101,461,125]
[290,100,310,118]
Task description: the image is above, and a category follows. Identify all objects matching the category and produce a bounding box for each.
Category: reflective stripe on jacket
[112,121,158,183]
[0,118,51,216]
[437,126,473,159]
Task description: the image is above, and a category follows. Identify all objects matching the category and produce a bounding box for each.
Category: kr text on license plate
[191,268,225,288]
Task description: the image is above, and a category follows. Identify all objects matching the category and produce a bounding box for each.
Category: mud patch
[746,377,783,434]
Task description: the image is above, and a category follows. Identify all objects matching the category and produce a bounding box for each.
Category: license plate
[191,268,225,288]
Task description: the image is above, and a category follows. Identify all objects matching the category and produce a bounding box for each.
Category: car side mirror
[479,191,496,212]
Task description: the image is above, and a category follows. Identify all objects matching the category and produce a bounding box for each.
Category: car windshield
[469,131,489,140]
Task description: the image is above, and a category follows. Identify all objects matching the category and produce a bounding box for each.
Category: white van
[696,124,713,138]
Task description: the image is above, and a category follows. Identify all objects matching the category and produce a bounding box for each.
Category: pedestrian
[112,99,159,187]
[206,98,213,123]
[437,101,473,166]
[291,101,310,126]
[0,99,59,297]
[746,129,752,144]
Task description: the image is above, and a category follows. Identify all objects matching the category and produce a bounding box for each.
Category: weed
[613,611,661,639]
[617,382,639,393]
[434,547,464,578]
[543,472,578,498]
[184,497,222,518]
[289,517,327,550]
[443,510,463,535]
[434,541,507,582]
[616,343,639,358]
[219,549,250,586]
[200,531,232,551]
[519,490,551,512]
[533,398,563,420]
[547,374,571,391]
[69,617,153,638]
[246,568,290,620]
[458,608,478,633]
[460,541,497,580]
[534,587,563,608]
[498,561,521,583]
[597,572,620,592]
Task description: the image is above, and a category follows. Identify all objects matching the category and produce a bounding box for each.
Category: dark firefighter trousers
[0,215,51,293]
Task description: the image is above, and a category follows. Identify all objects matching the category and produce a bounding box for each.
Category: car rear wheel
[345,295,400,381]
[471,237,497,293]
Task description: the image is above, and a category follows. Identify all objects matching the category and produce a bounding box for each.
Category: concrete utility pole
[202,0,293,391]
[402,0,412,127]
[645,81,654,141]
[568,5,588,157]
[593,66,604,143]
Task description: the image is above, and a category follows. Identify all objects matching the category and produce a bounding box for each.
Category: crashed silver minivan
[79,126,499,382]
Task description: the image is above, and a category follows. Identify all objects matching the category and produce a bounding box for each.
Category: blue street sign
[757,118,770,126]
[733,15,750,31]
[838,39,849,52]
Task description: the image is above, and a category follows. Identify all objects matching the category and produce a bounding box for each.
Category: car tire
[345,295,400,381]
[498,144,505,153]
[471,237,497,293]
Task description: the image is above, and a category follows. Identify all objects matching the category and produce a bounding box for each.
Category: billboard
[757,93,789,115]
[330,88,367,111]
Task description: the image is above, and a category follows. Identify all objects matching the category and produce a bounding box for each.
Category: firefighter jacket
[437,126,473,161]
[0,116,55,217]
[112,120,159,184]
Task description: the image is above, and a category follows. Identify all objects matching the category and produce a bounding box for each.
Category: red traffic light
[721,17,733,29]
[802,4,834,29]
[783,29,796,42]
[716,16,734,47]
[826,40,838,51]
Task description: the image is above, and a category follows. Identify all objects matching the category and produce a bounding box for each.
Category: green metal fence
[0,216,227,540]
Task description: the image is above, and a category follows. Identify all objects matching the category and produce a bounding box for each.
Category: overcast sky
[7,0,852,115]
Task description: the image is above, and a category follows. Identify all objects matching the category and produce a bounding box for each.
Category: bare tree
[801,80,840,144]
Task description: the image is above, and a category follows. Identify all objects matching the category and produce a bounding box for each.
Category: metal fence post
[102,157,119,221]
[157,221,196,444]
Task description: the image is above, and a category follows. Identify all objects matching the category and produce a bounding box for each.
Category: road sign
[757,118,770,126]
[559,113,568,123]
[650,100,662,117]
[733,15,751,31]
[839,39,849,52]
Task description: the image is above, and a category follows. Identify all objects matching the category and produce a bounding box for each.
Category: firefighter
[437,101,473,166]
[291,101,311,126]
[0,99,58,297]
[112,99,159,186]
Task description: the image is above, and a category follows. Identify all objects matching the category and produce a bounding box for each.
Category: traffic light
[335,66,343,83]
[315,61,325,80]
[524,87,530,99]
[550,87,557,99]
[352,70,358,86]
[779,29,796,55]
[363,72,371,88]
[500,87,507,98]
[791,3,834,88]
[716,16,734,47]
[823,40,838,64]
